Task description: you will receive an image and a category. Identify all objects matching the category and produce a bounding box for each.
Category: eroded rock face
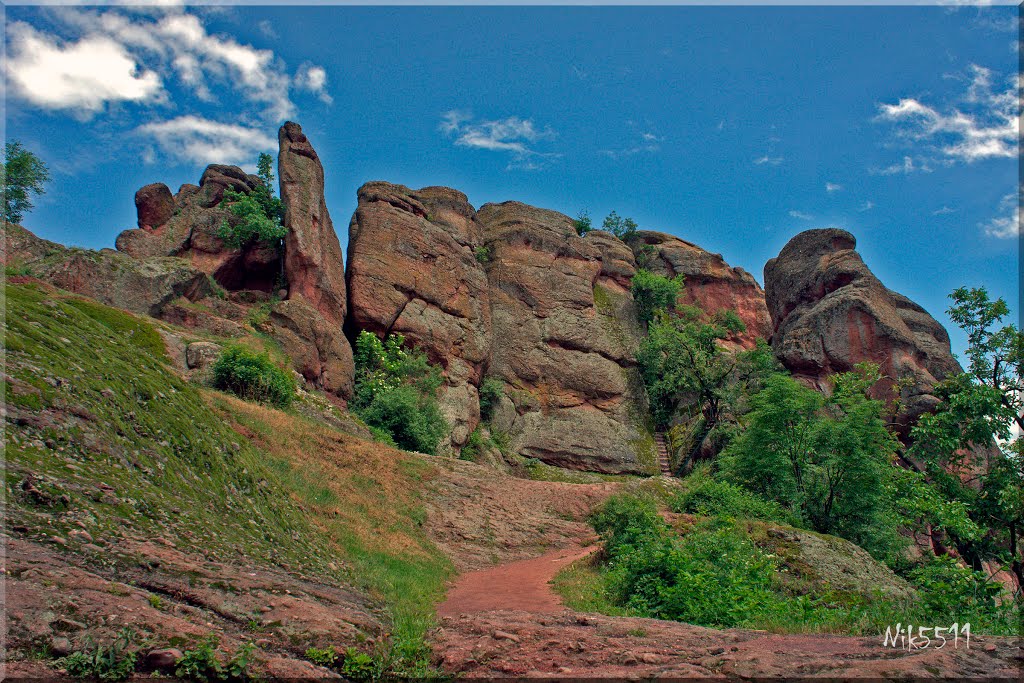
[270,298,354,398]
[346,182,491,448]
[635,230,772,348]
[478,201,655,474]
[278,121,347,327]
[764,228,961,437]
[5,223,211,317]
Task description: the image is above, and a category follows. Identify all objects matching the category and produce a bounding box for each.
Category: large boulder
[634,230,772,348]
[478,201,655,475]
[5,223,211,317]
[278,121,348,327]
[346,182,491,448]
[135,183,175,229]
[764,228,962,437]
[270,298,354,397]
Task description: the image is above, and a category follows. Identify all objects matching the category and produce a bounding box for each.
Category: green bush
[352,331,448,454]
[460,426,485,461]
[62,629,137,681]
[175,636,224,682]
[602,210,638,241]
[212,345,296,408]
[630,269,683,326]
[216,153,286,249]
[907,555,1016,631]
[304,646,337,667]
[339,647,382,681]
[671,469,799,526]
[478,376,504,421]
[474,245,493,264]
[574,210,593,236]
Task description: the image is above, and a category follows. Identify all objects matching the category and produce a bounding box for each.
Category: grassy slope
[4,281,452,671]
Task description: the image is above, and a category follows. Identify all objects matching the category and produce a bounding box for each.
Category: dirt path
[437,544,596,617]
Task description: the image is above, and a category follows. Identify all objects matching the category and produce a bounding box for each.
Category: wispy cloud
[858,201,875,212]
[870,155,933,176]
[932,205,956,215]
[753,155,783,166]
[136,115,276,166]
[825,182,842,193]
[875,64,1017,167]
[440,111,558,170]
[981,191,1020,239]
[789,210,814,221]
[600,132,662,160]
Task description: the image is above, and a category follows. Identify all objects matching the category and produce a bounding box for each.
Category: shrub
[478,376,504,421]
[212,345,296,408]
[352,331,448,454]
[671,470,799,526]
[339,647,381,681]
[474,245,492,264]
[304,646,337,667]
[630,269,683,326]
[63,628,137,681]
[460,427,486,461]
[217,152,286,249]
[574,210,593,236]
[175,636,225,682]
[908,555,1012,627]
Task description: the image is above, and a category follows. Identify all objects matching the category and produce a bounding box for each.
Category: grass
[4,281,453,674]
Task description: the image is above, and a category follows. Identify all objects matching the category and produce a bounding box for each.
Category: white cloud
[5,21,163,116]
[871,155,932,176]
[859,201,875,212]
[932,206,956,215]
[982,191,1020,239]
[295,63,332,104]
[10,7,324,123]
[600,132,661,160]
[753,155,783,166]
[876,64,1017,166]
[789,210,814,221]
[826,182,842,193]
[136,115,276,166]
[440,111,557,168]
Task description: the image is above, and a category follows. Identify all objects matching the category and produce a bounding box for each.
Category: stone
[144,648,183,671]
[278,121,348,328]
[50,636,73,657]
[492,630,520,642]
[185,341,223,371]
[346,182,491,448]
[135,183,175,229]
[270,298,354,398]
[634,230,772,348]
[764,228,962,439]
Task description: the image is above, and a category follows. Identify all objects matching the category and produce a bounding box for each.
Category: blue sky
[5,4,1019,360]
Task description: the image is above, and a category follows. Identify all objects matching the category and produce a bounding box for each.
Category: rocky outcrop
[116,167,280,293]
[346,182,491,448]
[270,298,354,397]
[278,122,347,328]
[478,201,655,474]
[634,231,771,347]
[764,228,961,437]
[5,223,212,317]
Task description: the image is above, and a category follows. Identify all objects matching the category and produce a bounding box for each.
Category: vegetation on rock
[352,331,448,454]
[630,269,683,326]
[216,153,287,249]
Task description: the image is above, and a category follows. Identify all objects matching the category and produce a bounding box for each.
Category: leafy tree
[602,210,638,241]
[2,141,50,224]
[630,269,683,326]
[573,210,593,236]
[720,364,902,558]
[217,152,286,249]
[907,287,1024,586]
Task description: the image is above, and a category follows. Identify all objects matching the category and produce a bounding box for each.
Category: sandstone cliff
[764,228,962,438]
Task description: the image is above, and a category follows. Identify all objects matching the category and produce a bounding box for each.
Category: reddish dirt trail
[437,544,596,617]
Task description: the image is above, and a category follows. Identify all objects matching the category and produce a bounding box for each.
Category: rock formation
[345,182,493,451]
[634,230,772,348]
[479,202,654,474]
[5,223,212,316]
[764,228,961,437]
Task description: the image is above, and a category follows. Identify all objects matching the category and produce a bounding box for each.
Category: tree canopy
[3,141,50,225]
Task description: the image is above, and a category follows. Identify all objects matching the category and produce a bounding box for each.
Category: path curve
[437,543,595,617]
